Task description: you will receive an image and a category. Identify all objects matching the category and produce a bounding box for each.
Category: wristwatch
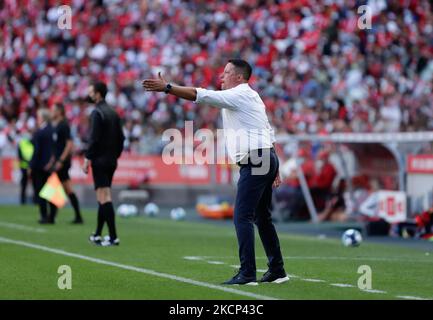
[164,83,172,94]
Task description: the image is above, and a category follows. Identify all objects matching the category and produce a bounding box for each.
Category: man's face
[52,106,60,121]
[36,113,44,127]
[88,85,96,102]
[220,63,242,90]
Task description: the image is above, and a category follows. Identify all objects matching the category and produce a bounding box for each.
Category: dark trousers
[234,148,284,277]
[20,168,28,204]
[31,169,56,221]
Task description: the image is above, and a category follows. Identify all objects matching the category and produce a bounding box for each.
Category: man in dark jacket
[30,108,56,224]
[82,81,125,246]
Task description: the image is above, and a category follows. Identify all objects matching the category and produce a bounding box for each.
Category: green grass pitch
[0,205,432,300]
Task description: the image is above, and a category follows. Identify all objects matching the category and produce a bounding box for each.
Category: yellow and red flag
[39,173,68,208]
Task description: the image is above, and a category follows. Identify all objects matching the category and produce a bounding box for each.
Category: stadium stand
[1,0,433,157]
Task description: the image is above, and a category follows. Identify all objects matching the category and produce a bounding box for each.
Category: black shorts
[57,161,71,182]
[91,163,117,190]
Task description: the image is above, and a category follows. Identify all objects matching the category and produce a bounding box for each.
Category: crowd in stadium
[1,0,433,157]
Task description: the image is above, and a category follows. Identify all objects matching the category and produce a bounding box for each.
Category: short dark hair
[228,59,252,80]
[54,103,65,117]
[92,81,108,99]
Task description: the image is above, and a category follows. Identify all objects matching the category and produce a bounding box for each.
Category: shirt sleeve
[29,132,40,168]
[62,122,72,141]
[194,87,239,110]
[116,116,125,158]
[85,110,103,160]
[60,123,72,159]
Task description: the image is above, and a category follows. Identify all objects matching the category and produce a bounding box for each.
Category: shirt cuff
[194,88,204,104]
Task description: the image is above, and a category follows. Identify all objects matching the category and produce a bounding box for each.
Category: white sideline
[195,255,433,263]
[301,278,326,283]
[207,261,225,265]
[330,283,355,288]
[185,256,433,300]
[362,289,387,294]
[0,221,46,233]
[396,295,429,300]
[0,236,277,300]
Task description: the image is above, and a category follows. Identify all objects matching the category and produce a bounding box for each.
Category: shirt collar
[232,83,249,89]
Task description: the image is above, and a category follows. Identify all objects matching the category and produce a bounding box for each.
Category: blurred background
[1,0,433,239]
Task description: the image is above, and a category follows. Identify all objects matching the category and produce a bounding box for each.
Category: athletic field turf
[0,205,432,300]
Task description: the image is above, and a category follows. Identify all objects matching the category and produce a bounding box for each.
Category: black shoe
[89,233,102,245]
[71,218,84,225]
[100,236,120,247]
[259,270,290,284]
[222,271,258,286]
[38,218,49,224]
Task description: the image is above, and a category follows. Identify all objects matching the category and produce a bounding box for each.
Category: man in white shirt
[142,59,288,285]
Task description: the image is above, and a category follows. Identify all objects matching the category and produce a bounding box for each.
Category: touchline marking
[195,255,433,263]
[300,278,326,283]
[362,289,387,294]
[330,283,355,288]
[207,261,225,265]
[0,237,277,300]
[280,256,433,263]
[0,221,46,233]
[396,295,429,300]
[183,256,204,261]
[183,255,432,300]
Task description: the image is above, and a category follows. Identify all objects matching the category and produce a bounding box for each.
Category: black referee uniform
[53,120,72,181]
[86,100,125,242]
[53,118,83,223]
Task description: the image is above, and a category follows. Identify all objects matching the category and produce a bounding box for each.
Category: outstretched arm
[142,72,197,101]
[142,72,239,110]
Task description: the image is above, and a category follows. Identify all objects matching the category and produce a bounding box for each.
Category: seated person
[310,150,337,212]
[275,148,315,221]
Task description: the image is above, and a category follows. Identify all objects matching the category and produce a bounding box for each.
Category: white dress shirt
[195,83,276,163]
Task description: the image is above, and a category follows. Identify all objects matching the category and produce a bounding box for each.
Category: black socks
[48,202,57,223]
[101,202,117,240]
[95,202,105,236]
[68,193,82,221]
[95,202,117,240]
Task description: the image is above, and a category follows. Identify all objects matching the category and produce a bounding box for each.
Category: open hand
[54,161,63,172]
[141,72,167,92]
[82,159,89,175]
[273,170,281,188]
